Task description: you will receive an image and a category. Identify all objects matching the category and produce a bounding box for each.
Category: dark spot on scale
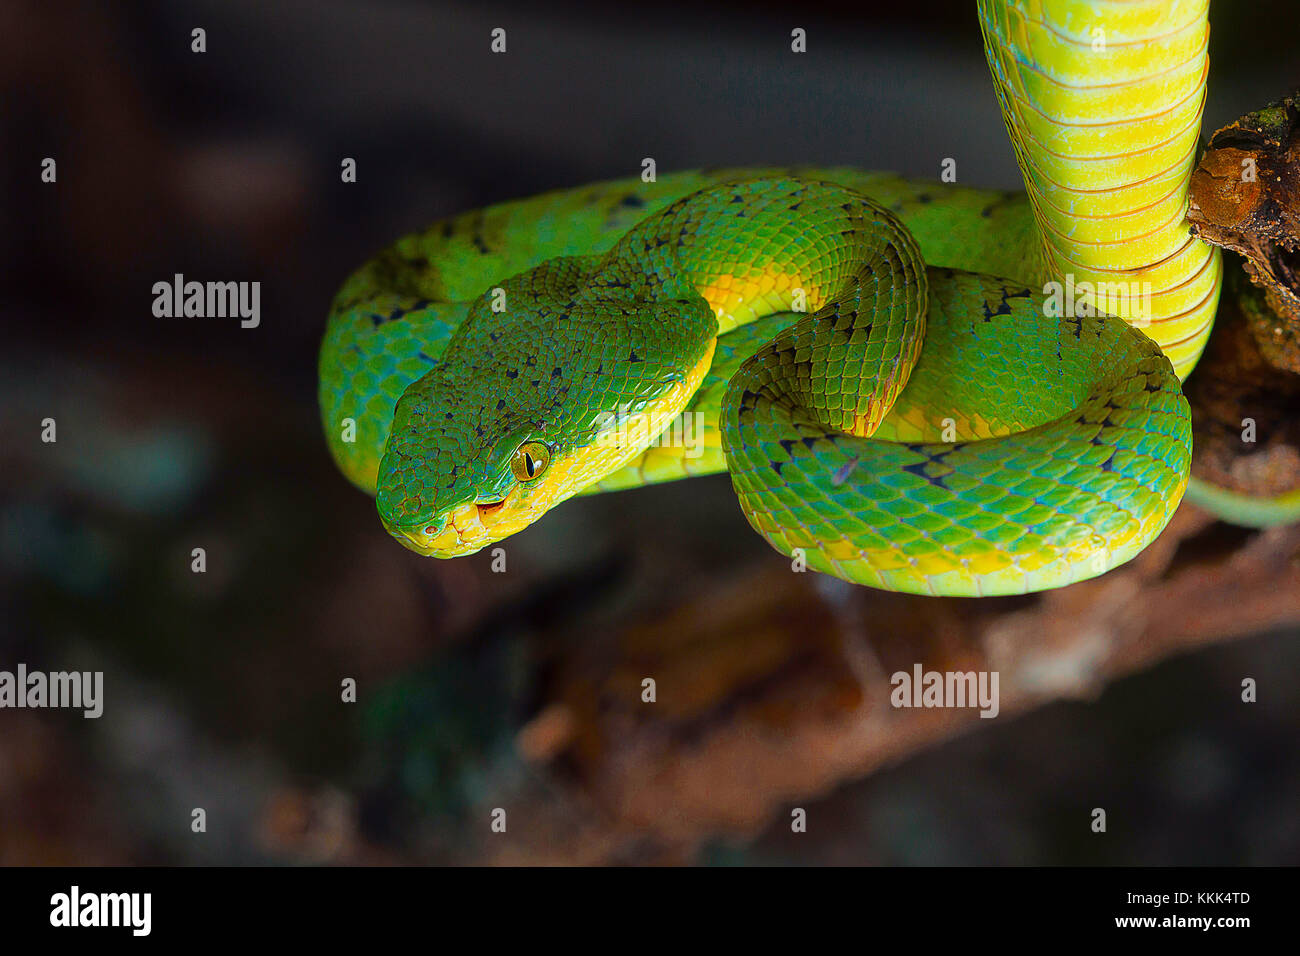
[917,192,933,204]
[418,351,435,363]
[629,349,643,362]
[620,194,646,208]
[982,285,1032,321]
[901,444,957,490]
[902,459,950,490]
[552,367,563,378]
[496,399,506,410]
[371,297,435,327]
[1099,451,1117,472]
[506,369,518,379]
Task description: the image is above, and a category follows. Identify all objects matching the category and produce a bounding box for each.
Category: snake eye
[510,441,551,483]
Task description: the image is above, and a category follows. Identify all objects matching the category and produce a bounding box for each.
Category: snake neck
[979,0,1222,380]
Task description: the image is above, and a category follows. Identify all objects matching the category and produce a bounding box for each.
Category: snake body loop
[318,0,1282,596]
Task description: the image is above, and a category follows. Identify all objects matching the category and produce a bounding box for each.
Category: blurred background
[2,0,1298,865]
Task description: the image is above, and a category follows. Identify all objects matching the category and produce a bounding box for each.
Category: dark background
[1,0,1298,864]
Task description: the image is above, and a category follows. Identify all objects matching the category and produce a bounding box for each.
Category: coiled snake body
[319,0,1270,596]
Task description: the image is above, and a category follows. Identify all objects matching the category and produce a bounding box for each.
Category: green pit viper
[319,0,1299,597]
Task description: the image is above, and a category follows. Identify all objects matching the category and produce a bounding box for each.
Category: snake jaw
[386,502,491,557]
[384,487,542,557]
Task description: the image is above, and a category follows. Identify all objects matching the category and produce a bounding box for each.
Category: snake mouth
[387,496,520,557]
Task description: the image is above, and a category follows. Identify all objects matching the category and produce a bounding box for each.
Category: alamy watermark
[0,664,103,718]
[890,664,999,718]
[152,273,260,328]
[50,886,150,936]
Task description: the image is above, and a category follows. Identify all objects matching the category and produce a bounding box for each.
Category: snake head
[377,413,563,557]
[374,353,575,557]
[373,286,717,557]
